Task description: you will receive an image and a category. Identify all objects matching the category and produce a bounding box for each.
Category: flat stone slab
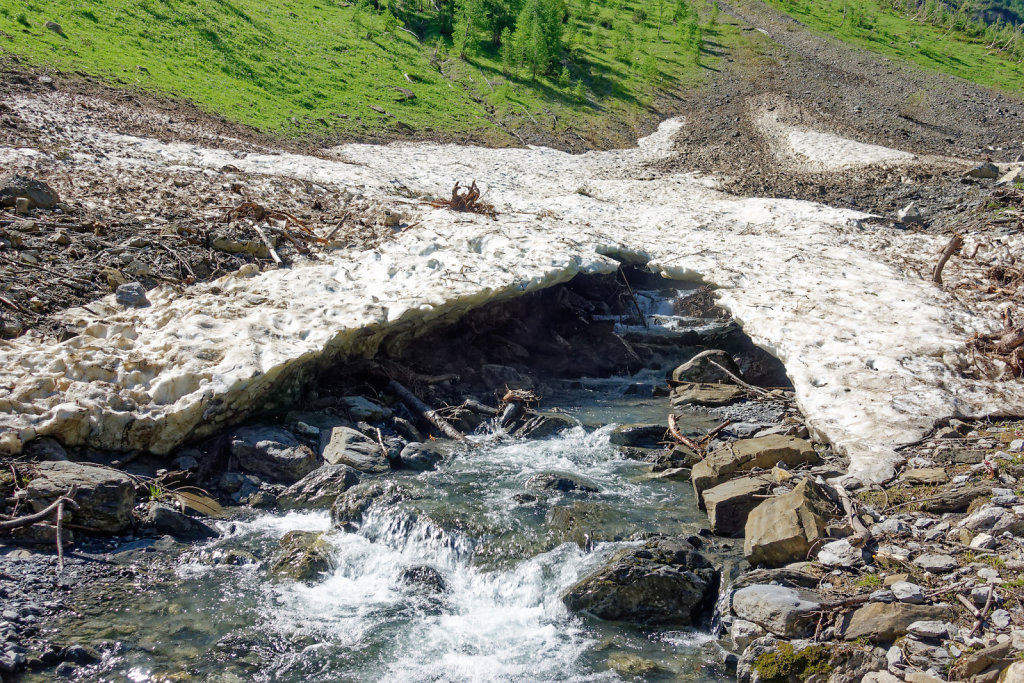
[702,476,770,537]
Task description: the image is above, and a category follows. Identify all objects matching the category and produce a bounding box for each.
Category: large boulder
[671,349,743,384]
[142,503,218,541]
[731,585,821,638]
[692,435,818,496]
[277,464,361,509]
[703,476,771,537]
[27,461,136,533]
[561,536,717,625]
[841,602,952,643]
[271,530,332,581]
[398,442,447,471]
[0,174,60,210]
[319,426,391,473]
[744,478,833,567]
[230,426,318,484]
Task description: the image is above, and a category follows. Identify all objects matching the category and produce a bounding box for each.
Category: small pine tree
[382,8,399,33]
[559,65,571,86]
[500,26,515,74]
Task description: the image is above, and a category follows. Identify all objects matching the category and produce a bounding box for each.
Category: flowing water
[30,288,735,682]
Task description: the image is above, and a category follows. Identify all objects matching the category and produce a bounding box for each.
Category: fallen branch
[835,483,873,547]
[706,359,782,400]
[0,488,79,530]
[932,233,963,285]
[388,379,468,442]
[618,267,648,329]
[251,224,282,265]
[667,413,703,454]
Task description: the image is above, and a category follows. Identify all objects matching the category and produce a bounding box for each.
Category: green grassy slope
[762,0,1024,92]
[0,0,725,144]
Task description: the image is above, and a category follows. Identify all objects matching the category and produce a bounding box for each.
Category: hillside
[0,0,724,148]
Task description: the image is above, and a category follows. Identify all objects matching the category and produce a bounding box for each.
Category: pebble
[872,518,909,535]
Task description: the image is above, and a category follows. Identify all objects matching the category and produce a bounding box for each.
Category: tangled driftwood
[429,181,497,218]
[968,310,1024,378]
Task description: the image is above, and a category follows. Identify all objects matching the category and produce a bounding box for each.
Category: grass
[759,0,1024,93]
[0,0,727,143]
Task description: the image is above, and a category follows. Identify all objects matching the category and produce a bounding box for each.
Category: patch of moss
[857,483,940,513]
[753,642,833,682]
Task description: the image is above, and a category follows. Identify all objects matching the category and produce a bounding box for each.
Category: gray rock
[319,425,390,473]
[897,203,925,225]
[842,602,951,643]
[692,434,818,495]
[891,581,925,604]
[231,426,318,483]
[817,539,867,568]
[115,282,149,308]
[907,620,950,640]
[21,437,68,462]
[731,584,821,637]
[511,412,577,439]
[730,618,767,651]
[0,175,60,210]
[331,480,406,528]
[869,589,895,603]
[398,565,448,593]
[608,423,666,448]
[972,585,997,605]
[399,442,446,471]
[561,536,717,625]
[743,477,833,567]
[26,461,136,533]
[702,476,770,538]
[525,472,599,494]
[277,464,361,509]
[992,609,1012,629]
[172,453,200,471]
[271,531,332,581]
[480,364,534,390]
[339,396,391,421]
[142,503,218,541]
[670,382,745,407]
[671,349,743,384]
[871,518,910,535]
[913,553,957,574]
[970,532,998,549]
[967,162,1000,179]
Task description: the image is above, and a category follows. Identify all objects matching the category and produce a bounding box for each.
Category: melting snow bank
[1,93,1022,485]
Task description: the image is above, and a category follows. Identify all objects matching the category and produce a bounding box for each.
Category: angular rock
[744,478,833,567]
[230,426,318,483]
[561,536,717,625]
[511,412,577,439]
[0,175,60,210]
[971,532,998,549]
[900,467,947,485]
[399,442,446,471]
[142,503,218,541]
[608,423,666,448]
[670,382,745,408]
[731,618,767,651]
[671,350,743,384]
[331,480,405,527]
[950,641,1013,679]
[897,203,925,226]
[27,461,136,533]
[967,162,1000,179]
[703,476,771,537]
[731,584,821,638]
[692,435,818,496]
[526,472,599,493]
[339,396,391,421]
[271,530,332,581]
[913,553,956,574]
[115,282,149,308]
[319,425,390,473]
[649,444,702,471]
[842,602,951,643]
[817,538,867,568]
[277,464,361,509]
[890,581,925,604]
[907,620,950,640]
[920,485,991,513]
